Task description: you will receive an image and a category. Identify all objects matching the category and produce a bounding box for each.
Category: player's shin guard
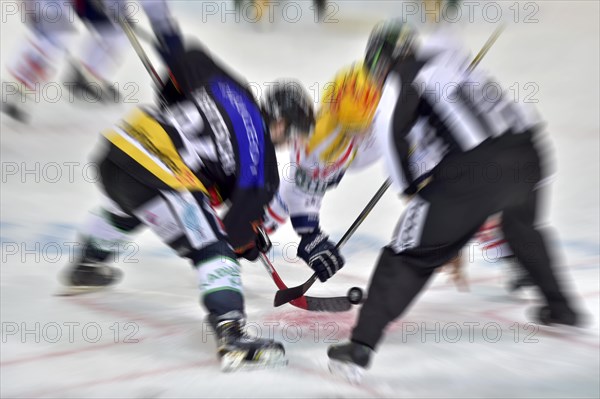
[195,246,286,371]
[72,23,129,103]
[195,247,244,310]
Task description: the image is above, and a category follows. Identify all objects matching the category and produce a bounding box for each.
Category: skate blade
[54,285,113,297]
[220,349,288,372]
[328,359,365,385]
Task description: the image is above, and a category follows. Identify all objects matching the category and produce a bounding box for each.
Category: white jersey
[266,124,382,234]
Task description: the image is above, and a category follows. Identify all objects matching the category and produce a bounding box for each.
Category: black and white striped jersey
[374,30,543,195]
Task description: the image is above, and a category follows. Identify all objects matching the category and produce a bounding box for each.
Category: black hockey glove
[234,224,272,262]
[297,230,344,282]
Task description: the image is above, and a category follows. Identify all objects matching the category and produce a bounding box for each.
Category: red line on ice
[1,295,183,368]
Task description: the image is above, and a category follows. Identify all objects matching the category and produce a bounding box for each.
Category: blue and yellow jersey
[100,47,280,249]
[103,106,209,194]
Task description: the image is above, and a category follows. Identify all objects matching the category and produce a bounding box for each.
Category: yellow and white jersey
[264,62,444,235]
[290,110,381,194]
[265,63,384,234]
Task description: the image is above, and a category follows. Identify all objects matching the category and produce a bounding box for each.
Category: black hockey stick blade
[304,295,352,312]
[274,274,318,307]
[259,253,353,312]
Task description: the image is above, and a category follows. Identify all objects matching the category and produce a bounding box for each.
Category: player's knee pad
[192,242,244,315]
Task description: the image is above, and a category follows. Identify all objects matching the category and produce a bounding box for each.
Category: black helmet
[262,80,315,139]
[365,19,417,83]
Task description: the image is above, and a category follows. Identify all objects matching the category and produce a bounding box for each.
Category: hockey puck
[347,287,363,305]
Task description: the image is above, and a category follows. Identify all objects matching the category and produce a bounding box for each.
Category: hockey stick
[112,7,164,88]
[467,24,505,73]
[259,253,353,312]
[88,0,164,87]
[274,179,392,307]
[273,25,506,308]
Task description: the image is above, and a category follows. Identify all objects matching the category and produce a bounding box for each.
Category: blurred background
[1,1,598,398]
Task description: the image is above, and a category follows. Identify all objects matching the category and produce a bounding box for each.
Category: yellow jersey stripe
[103,108,208,194]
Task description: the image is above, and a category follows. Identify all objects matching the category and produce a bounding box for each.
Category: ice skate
[527,303,588,338]
[327,341,372,384]
[533,303,581,327]
[57,260,123,296]
[208,312,287,372]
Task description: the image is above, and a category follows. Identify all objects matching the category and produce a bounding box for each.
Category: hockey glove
[254,224,272,254]
[297,231,344,282]
[234,224,272,262]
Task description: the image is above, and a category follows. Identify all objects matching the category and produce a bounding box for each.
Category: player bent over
[262,59,468,288]
[262,62,384,283]
[58,42,315,371]
[326,20,583,383]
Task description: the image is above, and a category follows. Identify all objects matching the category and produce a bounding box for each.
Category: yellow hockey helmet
[322,63,382,132]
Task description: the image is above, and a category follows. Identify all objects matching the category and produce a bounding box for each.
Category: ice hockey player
[1,0,178,121]
[326,20,582,383]
[58,36,315,370]
[2,0,72,122]
[62,0,133,102]
[261,62,385,284]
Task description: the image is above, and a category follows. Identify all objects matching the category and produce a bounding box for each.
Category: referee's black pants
[352,131,573,349]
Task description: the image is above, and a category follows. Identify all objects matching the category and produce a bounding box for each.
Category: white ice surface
[1,1,598,398]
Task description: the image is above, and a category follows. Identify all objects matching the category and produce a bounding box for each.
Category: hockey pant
[80,158,244,317]
[352,132,572,349]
